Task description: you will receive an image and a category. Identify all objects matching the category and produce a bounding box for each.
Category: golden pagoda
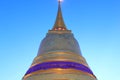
[22,1,97,80]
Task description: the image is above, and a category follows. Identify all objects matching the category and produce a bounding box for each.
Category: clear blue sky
[0,0,120,80]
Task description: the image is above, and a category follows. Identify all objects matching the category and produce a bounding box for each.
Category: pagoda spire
[23,1,97,80]
[52,0,67,30]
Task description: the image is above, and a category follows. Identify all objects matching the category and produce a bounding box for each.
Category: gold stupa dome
[22,1,97,80]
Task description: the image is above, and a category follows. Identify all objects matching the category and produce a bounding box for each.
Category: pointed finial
[58,0,63,8]
[52,0,67,31]
[58,0,63,3]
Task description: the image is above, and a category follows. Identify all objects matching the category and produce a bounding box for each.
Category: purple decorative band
[25,61,94,75]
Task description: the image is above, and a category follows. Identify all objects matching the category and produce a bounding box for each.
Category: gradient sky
[0,0,120,80]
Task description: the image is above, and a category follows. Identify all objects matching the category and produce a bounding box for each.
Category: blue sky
[0,0,120,80]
